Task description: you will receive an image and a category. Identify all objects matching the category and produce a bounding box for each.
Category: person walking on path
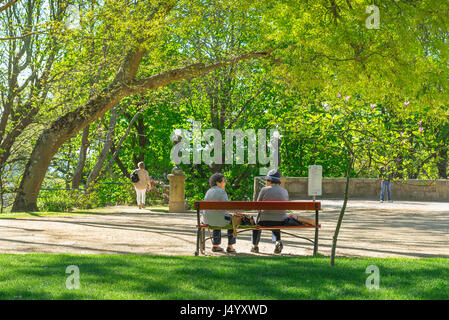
[132,162,152,209]
[379,164,393,203]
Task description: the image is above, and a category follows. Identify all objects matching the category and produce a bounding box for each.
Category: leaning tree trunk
[72,126,91,189]
[95,108,144,184]
[11,49,274,212]
[11,47,145,212]
[0,169,4,214]
[86,105,120,186]
[11,87,129,212]
[437,148,448,179]
[330,157,353,267]
[110,143,130,178]
[136,117,147,163]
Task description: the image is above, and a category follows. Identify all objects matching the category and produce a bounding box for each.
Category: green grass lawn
[0,254,447,300]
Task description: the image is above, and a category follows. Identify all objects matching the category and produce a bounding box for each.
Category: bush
[95,178,170,206]
[37,177,170,211]
[94,179,135,206]
[37,189,87,212]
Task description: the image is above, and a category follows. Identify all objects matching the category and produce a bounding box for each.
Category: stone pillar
[280,177,287,188]
[167,168,187,213]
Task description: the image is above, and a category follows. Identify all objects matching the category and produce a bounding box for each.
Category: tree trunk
[437,148,448,179]
[11,92,126,211]
[65,140,74,189]
[11,46,145,212]
[97,108,144,183]
[330,157,353,267]
[86,106,119,186]
[136,117,147,162]
[110,143,129,178]
[132,133,139,167]
[0,169,4,214]
[72,126,91,188]
[11,49,274,212]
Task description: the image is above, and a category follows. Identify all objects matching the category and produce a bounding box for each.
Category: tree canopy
[0,0,447,213]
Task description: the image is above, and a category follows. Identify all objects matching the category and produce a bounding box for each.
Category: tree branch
[93,107,145,185]
[0,31,42,41]
[130,50,275,95]
[0,0,18,13]
[227,86,265,129]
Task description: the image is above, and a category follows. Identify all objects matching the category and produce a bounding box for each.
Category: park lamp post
[273,130,281,169]
[272,130,284,187]
[172,129,183,174]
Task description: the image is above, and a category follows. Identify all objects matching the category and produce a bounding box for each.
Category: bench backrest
[194,201,320,211]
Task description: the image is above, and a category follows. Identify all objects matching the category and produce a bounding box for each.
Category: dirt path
[0,200,448,258]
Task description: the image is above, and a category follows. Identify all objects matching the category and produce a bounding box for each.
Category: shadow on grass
[0,254,448,300]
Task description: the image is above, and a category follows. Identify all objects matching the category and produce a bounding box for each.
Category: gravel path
[0,200,448,258]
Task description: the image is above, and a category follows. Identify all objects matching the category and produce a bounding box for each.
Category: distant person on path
[202,173,236,254]
[379,164,393,203]
[132,162,152,209]
[251,169,303,254]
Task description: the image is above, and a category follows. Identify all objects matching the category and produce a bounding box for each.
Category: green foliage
[94,179,136,207]
[37,175,169,211]
[4,0,449,208]
[38,189,97,212]
[0,254,448,299]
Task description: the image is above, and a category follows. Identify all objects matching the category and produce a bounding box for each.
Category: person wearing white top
[133,162,152,209]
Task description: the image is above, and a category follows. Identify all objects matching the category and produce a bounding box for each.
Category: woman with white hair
[202,172,236,253]
[132,162,152,209]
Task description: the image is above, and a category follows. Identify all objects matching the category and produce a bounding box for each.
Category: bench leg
[195,227,201,256]
[313,226,319,256]
[195,207,201,256]
[313,205,319,256]
[200,228,205,254]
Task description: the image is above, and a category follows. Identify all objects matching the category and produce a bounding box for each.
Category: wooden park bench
[194,201,321,256]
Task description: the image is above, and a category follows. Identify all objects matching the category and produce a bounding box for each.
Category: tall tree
[12,0,275,211]
[0,0,66,174]
[11,0,449,212]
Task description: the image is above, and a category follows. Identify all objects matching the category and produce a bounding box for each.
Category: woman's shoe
[212,246,224,252]
[251,246,259,253]
[274,242,283,254]
[226,247,236,254]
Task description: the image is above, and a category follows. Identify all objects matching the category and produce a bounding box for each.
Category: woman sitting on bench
[202,173,236,254]
[251,169,303,254]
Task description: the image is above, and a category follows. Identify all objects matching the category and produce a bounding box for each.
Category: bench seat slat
[199,224,321,230]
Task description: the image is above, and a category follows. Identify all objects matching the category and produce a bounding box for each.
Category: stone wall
[253,177,449,202]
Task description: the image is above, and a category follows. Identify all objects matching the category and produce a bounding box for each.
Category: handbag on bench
[288,214,316,226]
[231,213,255,237]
